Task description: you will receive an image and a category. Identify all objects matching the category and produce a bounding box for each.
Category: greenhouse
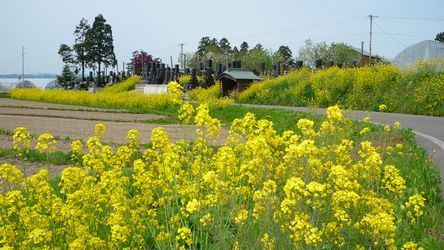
[392,40,444,66]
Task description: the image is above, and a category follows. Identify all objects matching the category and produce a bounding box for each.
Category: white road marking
[413,130,444,150]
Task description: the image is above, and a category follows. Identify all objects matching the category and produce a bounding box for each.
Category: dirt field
[0,98,228,175]
[0,98,117,111]
[0,107,167,121]
[0,98,228,145]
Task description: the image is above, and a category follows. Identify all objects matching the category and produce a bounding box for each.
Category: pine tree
[85,14,116,86]
[240,41,249,53]
[73,18,91,81]
[435,32,444,43]
[57,64,76,85]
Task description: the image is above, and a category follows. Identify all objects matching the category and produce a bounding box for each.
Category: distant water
[0,78,56,90]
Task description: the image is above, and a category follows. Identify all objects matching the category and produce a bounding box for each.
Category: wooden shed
[216,68,261,96]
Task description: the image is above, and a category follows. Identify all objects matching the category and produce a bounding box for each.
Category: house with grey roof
[216,68,261,96]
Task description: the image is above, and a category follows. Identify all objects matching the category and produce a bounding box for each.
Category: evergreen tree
[219,38,231,54]
[58,44,75,65]
[240,41,249,53]
[85,14,116,86]
[253,43,264,51]
[435,32,444,42]
[278,45,293,61]
[57,64,76,84]
[232,46,240,56]
[73,18,91,81]
[197,36,211,56]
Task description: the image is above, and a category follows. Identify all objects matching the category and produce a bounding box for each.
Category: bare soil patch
[0,107,167,121]
[0,98,118,111]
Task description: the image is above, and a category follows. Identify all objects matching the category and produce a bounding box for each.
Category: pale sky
[0,0,443,74]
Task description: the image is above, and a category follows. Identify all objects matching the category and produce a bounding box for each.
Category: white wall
[137,84,168,94]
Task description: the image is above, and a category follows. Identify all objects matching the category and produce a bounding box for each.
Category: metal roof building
[216,68,261,96]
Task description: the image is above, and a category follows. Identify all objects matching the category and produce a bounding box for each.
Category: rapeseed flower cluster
[12,127,31,157]
[237,64,444,116]
[0,102,429,248]
[35,133,57,153]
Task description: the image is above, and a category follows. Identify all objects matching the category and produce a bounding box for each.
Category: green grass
[0,148,72,165]
[0,128,15,137]
[0,92,10,98]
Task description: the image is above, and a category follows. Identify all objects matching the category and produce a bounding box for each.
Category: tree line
[181,37,364,74]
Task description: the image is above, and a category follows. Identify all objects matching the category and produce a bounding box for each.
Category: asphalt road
[238,103,444,183]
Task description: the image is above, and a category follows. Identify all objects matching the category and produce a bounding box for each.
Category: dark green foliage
[253,43,264,51]
[219,38,231,54]
[57,64,76,84]
[73,18,91,81]
[85,14,116,86]
[435,32,444,43]
[278,45,292,62]
[240,41,249,53]
[58,44,75,65]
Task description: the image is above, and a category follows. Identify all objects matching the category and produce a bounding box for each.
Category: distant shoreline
[0,74,57,79]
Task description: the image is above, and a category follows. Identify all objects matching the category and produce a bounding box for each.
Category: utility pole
[368,14,378,65]
[361,41,364,66]
[21,46,24,83]
[179,43,184,70]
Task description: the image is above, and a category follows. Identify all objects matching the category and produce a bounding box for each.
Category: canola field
[1,96,442,249]
[1,76,442,249]
[237,64,444,116]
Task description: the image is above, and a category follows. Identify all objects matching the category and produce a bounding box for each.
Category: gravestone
[274,62,281,77]
[188,68,199,89]
[295,61,303,69]
[232,61,237,68]
[260,62,266,75]
[174,64,180,82]
[217,63,223,75]
[315,60,322,69]
[204,59,215,87]
[159,64,166,84]
[164,67,171,84]
[147,63,155,84]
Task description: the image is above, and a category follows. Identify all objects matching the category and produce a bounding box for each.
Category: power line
[261,32,367,48]
[226,16,364,41]
[373,32,431,38]
[26,47,55,56]
[378,16,444,21]
[373,21,406,47]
